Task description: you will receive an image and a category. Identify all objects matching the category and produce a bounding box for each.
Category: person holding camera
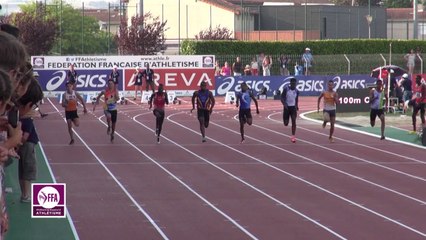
[16,78,44,203]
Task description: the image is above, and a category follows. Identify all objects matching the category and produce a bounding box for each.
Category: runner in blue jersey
[191,81,215,142]
[236,82,259,143]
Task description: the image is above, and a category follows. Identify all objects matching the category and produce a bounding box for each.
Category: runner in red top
[149,84,168,143]
[410,75,426,132]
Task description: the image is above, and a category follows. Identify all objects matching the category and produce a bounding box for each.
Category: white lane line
[265,112,426,180]
[299,110,426,150]
[95,114,260,240]
[213,115,426,205]
[166,112,426,238]
[47,98,170,240]
[38,142,80,240]
[157,113,346,240]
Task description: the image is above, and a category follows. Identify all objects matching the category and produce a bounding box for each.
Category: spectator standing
[399,73,413,112]
[404,49,417,75]
[262,55,272,76]
[302,48,314,76]
[279,54,290,76]
[143,65,155,93]
[110,65,120,86]
[67,64,77,86]
[220,62,231,76]
[244,65,252,76]
[250,57,259,76]
[294,62,303,76]
[232,57,243,76]
[133,67,143,100]
[214,60,221,76]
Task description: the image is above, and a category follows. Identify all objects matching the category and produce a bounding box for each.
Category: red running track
[35,96,426,240]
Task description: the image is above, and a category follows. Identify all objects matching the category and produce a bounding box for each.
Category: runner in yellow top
[317,80,339,143]
[93,79,119,143]
[369,79,387,140]
[62,81,87,145]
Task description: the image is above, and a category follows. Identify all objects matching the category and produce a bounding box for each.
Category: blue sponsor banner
[215,75,377,96]
[35,69,123,92]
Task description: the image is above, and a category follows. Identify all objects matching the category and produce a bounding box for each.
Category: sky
[0,0,119,14]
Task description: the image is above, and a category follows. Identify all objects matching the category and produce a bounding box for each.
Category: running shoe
[157,136,160,144]
[155,128,159,136]
[41,113,48,118]
[110,134,114,143]
[240,138,245,144]
[107,127,111,135]
[408,130,416,135]
[202,137,207,143]
[380,136,386,140]
[20,196,31,203]
[69,139,75,145]
[329,137,334,143]
[291,136,296,143]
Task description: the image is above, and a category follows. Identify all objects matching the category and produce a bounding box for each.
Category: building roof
[200,0,335,14]
[81,9,121,24]
[387,8,426,20]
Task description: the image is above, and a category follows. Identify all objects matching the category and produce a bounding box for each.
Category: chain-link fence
[215,53,423,76]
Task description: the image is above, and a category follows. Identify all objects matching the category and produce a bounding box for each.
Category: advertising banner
[31,55,215,95]
[215,74,378,96]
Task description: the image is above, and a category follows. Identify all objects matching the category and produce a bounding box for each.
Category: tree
[383,0,412,8]
[115,12,167,55]
[195,25,233,40]
[11,3,59,55]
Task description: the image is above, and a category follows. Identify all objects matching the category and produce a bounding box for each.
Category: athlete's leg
[104,110,112,134]
[290,109,297,136]
[110,111,117,142]
[239,120,245,143]
[329,116,336,142]
[204,110,210,128]
[66,119,74,144]
[283,108,290,126]
[412,105,419,132]
[379,111,385,140]
[370,110,376,127]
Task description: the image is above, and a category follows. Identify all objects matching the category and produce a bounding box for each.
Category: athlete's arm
[295,90,299,111]
[280,88,287,108]
[93,91,105,111]
[148,93,155,109]
[369,89,375,103]
[236,93,240,108]
[334,92,339,105]
[165,93,169,105]
[191,91,197,113]
[61,93,67,108]
[250,93,260,114]
[317,92,324,112]
[208,91,215,112]
[76,92,87,113]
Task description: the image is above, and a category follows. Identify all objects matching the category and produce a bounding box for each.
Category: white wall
[127,0,235,40]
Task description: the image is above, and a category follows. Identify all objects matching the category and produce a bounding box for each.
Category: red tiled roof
[81,9,121,23]
[387,8,426,20]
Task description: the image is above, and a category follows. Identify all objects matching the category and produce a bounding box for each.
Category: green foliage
[181,39,426,55]
[115,12,167,55]
[384,0,412,8]
[195,25,233,40]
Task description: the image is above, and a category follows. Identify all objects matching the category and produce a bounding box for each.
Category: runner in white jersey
[281,78,299,143]
[369,79,387,140]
